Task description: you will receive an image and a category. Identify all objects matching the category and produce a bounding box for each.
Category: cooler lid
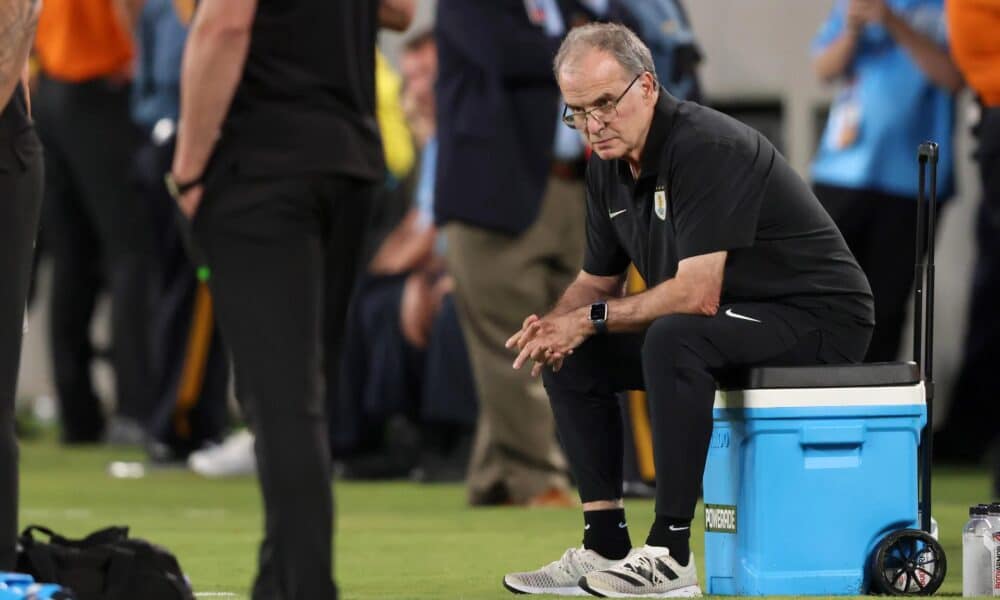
[715,362,920,390]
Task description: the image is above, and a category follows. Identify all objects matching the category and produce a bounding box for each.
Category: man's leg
[66,82,152,427]
[34,80,105,442]
[196,173,368,600]
[0,129,43,569]
[501,333,644,595]
[544,333,645,555]
[444,178,584,505]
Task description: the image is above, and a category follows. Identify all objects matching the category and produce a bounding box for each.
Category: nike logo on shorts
[724,308,761,323]
[668,525,690,531]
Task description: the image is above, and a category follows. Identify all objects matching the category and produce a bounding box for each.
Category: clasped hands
[505,310,590,378]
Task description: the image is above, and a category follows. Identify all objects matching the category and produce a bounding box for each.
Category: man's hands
[175,184,204,220]
[505,309,591,377]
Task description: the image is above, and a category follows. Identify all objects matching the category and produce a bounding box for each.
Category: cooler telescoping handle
[914,141,937,535]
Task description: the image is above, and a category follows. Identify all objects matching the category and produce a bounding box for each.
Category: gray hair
[553,22,656,82]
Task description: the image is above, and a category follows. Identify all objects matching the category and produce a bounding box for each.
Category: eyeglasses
[561,73,643,130]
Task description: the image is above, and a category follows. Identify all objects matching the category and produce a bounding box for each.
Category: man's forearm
[173,16,252,181]
[885,11,962,93]
[547,274,623,318]
[604,277,715,333]
[0,0,39,111]
[813,27,861,83]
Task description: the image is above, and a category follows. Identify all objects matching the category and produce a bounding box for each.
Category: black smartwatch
[164,172,203,200]
[589,301,608,334]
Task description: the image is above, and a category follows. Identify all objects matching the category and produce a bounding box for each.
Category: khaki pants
[445,177,586,504]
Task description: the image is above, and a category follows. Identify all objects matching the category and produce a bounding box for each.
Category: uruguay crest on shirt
[654,187,667,221]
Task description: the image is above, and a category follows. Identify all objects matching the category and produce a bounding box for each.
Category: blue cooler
[703,362,925,595]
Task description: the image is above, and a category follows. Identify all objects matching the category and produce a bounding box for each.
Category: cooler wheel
[870,529,946,595]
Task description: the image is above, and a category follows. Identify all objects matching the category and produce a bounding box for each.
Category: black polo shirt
[584,91,874,327]
[216,0,384,181]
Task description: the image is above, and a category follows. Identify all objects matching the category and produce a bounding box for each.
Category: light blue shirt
[531,0,610,161]
[131,0,188,132]
[810,0,954,198]
[415,137,437,228]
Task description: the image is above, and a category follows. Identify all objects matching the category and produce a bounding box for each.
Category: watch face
[590,302,607,321]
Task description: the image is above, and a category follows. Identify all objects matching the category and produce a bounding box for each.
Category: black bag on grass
[15,525,194,600]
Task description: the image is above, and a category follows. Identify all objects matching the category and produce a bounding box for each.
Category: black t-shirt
[217,0,384,180]
[584,91,874,327]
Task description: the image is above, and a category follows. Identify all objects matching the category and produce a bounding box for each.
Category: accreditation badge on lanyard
[826,79,862,150]
[523,0,548,26]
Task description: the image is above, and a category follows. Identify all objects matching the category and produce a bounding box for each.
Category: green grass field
[17,437,990,598]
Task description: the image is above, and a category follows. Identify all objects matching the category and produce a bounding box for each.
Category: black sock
[583,508,631,560]
[646,515,691,566]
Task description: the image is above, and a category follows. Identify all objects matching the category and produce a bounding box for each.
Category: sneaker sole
[578,579,702,598]
[502,577,589,596]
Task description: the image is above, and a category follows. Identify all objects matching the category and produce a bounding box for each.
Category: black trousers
[332,275,477,455]
[193,164,372,600]
[0,126,44,568]
[543,303,870,519]
[134,137,229,457]
[34,75,151,439]
[936,106,1000,464]
[814,183,936,363]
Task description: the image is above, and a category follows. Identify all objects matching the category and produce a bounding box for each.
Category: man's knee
[641,314,712,370]
[542,336,613,397]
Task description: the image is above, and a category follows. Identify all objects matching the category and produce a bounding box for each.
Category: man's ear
[643,73,658,102]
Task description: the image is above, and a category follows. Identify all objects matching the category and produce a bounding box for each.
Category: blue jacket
[434,0,565,235]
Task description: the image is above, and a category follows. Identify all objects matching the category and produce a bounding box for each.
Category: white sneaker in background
[578,545,701,598]
[188,429,256,478]
[503,547,618,596]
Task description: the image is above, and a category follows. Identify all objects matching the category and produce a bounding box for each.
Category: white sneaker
[503,547,619,596]
[188,429,256,478]
[578,545,701,597]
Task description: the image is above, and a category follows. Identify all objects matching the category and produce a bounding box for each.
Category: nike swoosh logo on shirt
[724,308,762,323]
[609,209,627,219]
[618,522,628,529]
[668,525,690,531]
[584,524,591,530]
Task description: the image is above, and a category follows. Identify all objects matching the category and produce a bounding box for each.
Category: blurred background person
[934,0,1000,470]
[187,43,422,481]
[809,0,962,362]
[0,0,44,571]
[612,0,702,104]
[434,0,601,507]
[131,0,230,464]
[169,0,412,596]
[33,0,153,445]
[334,31,478,483]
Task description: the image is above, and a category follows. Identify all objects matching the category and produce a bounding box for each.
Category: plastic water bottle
[989,504,1000,596]
[964,505,993,596]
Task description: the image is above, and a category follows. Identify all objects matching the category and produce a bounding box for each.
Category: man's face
[557,50,656,161]
[400,41,437,117]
